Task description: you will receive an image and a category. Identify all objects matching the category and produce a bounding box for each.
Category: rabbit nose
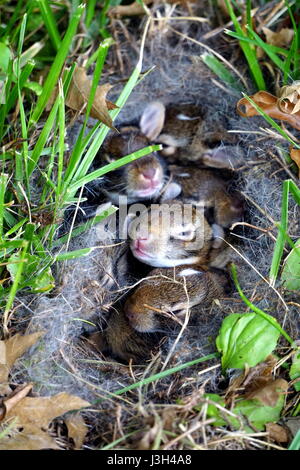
[134,237,148,251]
[142,167,156,180]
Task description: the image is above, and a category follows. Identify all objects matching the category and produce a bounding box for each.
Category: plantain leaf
[281,239,300,291]
[290,350,300,392]
[216,313,280,371]
[203,387,286,432]
[0,43,11,72]
[7,253,54,293]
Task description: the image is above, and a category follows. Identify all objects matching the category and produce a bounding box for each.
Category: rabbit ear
[139,102,166,140]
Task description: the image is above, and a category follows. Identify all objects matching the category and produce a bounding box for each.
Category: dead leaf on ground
[262,27,294,48]
[245,378,288,407]
[65,413,88,450]
[66,66,118,130]
[226,355,277,402]
[278,82,300,114]
[290,148,300,177]
[0,332,44,394]
[0,383,33,419]
[0,392,90,450]
[134,416,162,450]
[237,90,300,131]
[266,422,289,443]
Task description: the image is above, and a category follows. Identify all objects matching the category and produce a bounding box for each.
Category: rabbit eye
[171,228,195,241]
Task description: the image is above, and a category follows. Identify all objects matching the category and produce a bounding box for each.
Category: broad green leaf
[0,43,11,72]
[290,350,300,392]
[7,253,54,293]
[201,394,228,427]
[28,267,55,293]
[202,390,285,432]
[216,313,280,371]
[233,394,285,431]
[281,239,300,290]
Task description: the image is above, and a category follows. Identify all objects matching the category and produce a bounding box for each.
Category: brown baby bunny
[138,101,245,170]
[128,200,217,268]
[162,166,244,230]
[97,102,168,204]
[86,309,159,363]
[124,265,228,333]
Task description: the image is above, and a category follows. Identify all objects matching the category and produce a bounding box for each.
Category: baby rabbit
[97,103,167,203]
[87,309,159,363]
[98,102,243,226]
[124,265,228,333]
[127,200,217,268]
[164,166,244,229]
[139,101,245,169]
[86,264,227,362]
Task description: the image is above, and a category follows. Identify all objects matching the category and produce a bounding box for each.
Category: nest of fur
[11,3,300,449]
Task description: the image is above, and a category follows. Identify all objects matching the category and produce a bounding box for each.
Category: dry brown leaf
[135,419,161,450]
[1,384,33,418]
[0,341,8,386]
[226,355,277,402]
[266,423,289,443]
[278,82,300,114]
[0,332,44,395]
[245,378,288,407]
[0,392,90,450]
[65,413,88,450]
[290,148,300,177]
[66,66,118,130]
[0,431,60,450]
[262,27,294,48]
[237,91,300,131]
[5,332,44,370]
[5,392,90,432]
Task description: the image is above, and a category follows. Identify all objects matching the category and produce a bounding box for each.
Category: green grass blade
[99,431,138,450]
[85,0,97,28]
[7,60,35,113]
[93,352,219,405]
[201,52,244,92]
[2,0,23,38]
[246,26,286,73]
[289,180,300,205]
[37,0,61,51]
[27,98,59,176]
[67,144,161,196]
[3,240,29,331]
[64,38,113,183]
[30,4,84,125]
[288,429,300,450]
[224,0,266,90]
[225,30,289,57]
[55,247,94,261]
[0,174,8,241]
